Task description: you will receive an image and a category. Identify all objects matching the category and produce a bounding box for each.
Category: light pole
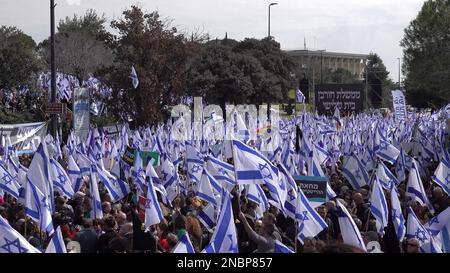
[50,0,57,138]
[268,3,278,38]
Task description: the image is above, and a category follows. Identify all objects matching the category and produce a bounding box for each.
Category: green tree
[39,9,113,84]
[363,53,391,108]
[0,26,40,89]
[401,0,450,108]
[100,6,198,125]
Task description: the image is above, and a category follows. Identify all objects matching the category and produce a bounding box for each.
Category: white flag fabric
[130,66,139,89]
[390,185,406,241]
[50,159,75,199]
[67,153,83,193]
[172,233,195,253]
[45,226,66,253]
[24,178,54,235]
[431,159,450,196]
[0,215,41,253]
[296,186,328,243]
[144,177,164,228]
[336,200,367,252]
[0,164,21,199]
[89,165,103,220]
[406,159,434,214]
[369,177,389,235]
[342,154,370,190]
[406,207,442,253]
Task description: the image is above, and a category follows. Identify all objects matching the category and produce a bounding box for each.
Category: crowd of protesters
[0,140,448,254]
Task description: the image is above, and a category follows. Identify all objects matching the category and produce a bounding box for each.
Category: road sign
[45,102,65,115]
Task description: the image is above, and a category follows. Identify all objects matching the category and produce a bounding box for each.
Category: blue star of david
[41,197,49,209]
[96,154,101,160]
[227,234,237,252]
[137,168,145,178]
[288,189,296,201]
[298,211,309,221]
[445,172,450,184]
[191,164,201,174]
[217,167,228,176]
[196,152,203,161]
[161,170,169,181]
[58,173,67,184]
[258,163,273,180]
[1,238,28,253]
[415,228,427,243]
[392,208,398,218]
[2,173,13,185]
[405,156,412,165]
[145,199,152,209]
[379,141,389,150]
[429,217,439,225]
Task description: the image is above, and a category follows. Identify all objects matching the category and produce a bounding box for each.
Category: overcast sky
[0,0,426,81]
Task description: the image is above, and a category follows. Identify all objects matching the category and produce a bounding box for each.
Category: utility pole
[397,57,401,89]
[50,0,57,138]
[268,3,278,38]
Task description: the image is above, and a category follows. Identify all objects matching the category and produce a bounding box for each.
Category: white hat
[66,241,81,253]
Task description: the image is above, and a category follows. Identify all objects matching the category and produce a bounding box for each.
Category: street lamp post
[318,50,326,84]
[50,0,57,138]
[268,3,278,38]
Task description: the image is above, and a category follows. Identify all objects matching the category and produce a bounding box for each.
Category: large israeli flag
[144,176,164,228]
[425,206,450,253]
[89,164,103,220]
[197,169,218,206]
[232,139,286,211]
[186,141,204,184]
[0,215,40,253]
[67,154,83,193]
[95,164,130,203]
[206,155,236,191]
[132,150,146,194]
[376,161,399,190]
[198,203,216,231]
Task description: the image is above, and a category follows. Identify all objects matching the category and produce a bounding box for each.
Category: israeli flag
[95,164,130,203]
[336,200,367,252]
[390,185,406,241]
[50,159,75,199]
[296,187,328,243]
[45,226,66,253]
[326,183,337,200]
[431,159,450,196]
[376,161,399,190]
[296,88,306,103]
[89,165,103,220]
[68,154,83,193]
[24,178,54,235]
[395,147,412,182]
[278,164,297,219]
[373,127,399,164]
[203,192,238,253]
[342,154,370,190]
[0,215,40,253]
[406,159,434,214]
[130,66,139,89]
[369,177,388,235]
[145,159,167,197]
[172,233,195,253]
[26,142,54,214]
[0,164,21,199]
[160,153,178,188]
[132,151,146,194]
[406,207,442,253]
[144,176,164,228]
[197,169,218,206]
[186,142,204,184]
[198,203,216,231]
[206,155,236,191]
[425,206,450,253]
[246,183,269,220]
[232,139,286,211]
[235,111,250,144]
[274,240,295,253]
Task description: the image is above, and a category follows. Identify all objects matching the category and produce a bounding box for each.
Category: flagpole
[294,220,298,252]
